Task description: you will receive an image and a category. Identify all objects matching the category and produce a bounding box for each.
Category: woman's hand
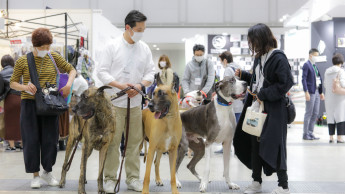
[26,82,37,95]
[235,69,240,77]
[60,85,71,98]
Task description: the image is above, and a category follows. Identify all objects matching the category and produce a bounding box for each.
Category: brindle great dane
[59,86,115,194]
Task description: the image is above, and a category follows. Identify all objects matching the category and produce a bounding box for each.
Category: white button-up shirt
[97,35,155,108]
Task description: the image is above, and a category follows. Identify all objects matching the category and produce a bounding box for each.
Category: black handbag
[286,95,296,124]
[27,52,68,116]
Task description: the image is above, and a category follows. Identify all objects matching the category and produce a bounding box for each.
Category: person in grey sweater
[219,51,244,122]
[182,44,215,103]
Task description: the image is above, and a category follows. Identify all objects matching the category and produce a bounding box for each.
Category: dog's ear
[155,73,163,86]
[170,80,176,94]
[215,81,222,91]
[97,86,112,95]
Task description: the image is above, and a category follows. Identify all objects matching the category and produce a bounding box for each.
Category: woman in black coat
[233,23,294,194]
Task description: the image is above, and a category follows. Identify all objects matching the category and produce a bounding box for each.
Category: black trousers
[20,100,59,173]
[251,136,288,189]
[328,122,345,135]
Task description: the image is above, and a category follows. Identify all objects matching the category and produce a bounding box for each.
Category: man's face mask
[195,56,204,62]
[129,27,144,43]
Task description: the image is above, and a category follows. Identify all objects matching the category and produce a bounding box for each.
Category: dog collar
[216,90,232,106]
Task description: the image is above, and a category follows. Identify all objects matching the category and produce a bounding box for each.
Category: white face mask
[129,27,144,43]
[195,56,204,62]
[311,56,318,64]
[36,48,49,58]
[160,61,167,68]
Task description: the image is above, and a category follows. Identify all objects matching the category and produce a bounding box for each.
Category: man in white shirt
[97,10,155,193]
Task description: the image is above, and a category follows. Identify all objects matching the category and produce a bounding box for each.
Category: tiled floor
[1,91,345,193]
[1,124,345,194]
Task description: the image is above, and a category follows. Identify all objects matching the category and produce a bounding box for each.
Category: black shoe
[337,140,345,143]
[214,149,223,154]
[303,135,313,140]
[310,134,320,140]
[329,140,334,143]
[5,147,16,151]
[58,140,66,151]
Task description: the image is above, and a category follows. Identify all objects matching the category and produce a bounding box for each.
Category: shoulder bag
[27,52,68,116]
[332,70,345,95]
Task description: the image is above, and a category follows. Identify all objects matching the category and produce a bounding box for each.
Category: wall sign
[208,34,231,54]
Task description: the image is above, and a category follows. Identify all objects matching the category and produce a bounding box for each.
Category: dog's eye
[81,94,87,99]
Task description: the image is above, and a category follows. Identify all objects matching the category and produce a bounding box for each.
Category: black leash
[111,86,150,193]
[64,117,89,171]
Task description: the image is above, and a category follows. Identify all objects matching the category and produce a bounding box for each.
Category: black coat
[0,66,20,100]
[233,50,294,175]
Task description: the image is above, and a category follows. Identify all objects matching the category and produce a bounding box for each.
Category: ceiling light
[182,38,186,42]
[279,18,284,22]
[222,32,228,36]
[156,48,160,50]
[153,44,157,47]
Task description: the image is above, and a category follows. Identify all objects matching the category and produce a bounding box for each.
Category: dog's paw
[59,181,65,188]
[141,190,149,194]
[155,179,164,186]
[199,182,208,193]
[176,177,182,188]
[227,182,240,190]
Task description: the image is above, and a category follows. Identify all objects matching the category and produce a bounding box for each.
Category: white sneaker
[104,180,116,193]
[31,176,41,189]
[40,171,59,186]
[271,187,290,194]
[244,181,262,194]
[126,179,143,192]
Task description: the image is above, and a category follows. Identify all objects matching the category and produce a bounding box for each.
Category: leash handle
[114,97,131,193]
[111,86,152,102]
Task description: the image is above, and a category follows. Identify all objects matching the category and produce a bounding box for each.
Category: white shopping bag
[242,101,267,137]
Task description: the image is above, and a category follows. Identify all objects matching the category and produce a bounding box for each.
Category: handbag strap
[47,52,61,88]
[27,52,41,90]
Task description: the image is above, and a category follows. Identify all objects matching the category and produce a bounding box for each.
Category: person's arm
[126,47,156,98]
[52,52,76,98]
[257,59,294,102]
[181,63,191,94]
[301,63,311,101]
[0,75,5,95]
[10,58,37,95]
[201,59,215,94]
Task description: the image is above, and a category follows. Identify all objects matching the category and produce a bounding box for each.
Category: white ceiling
[0,0,309,27]
[147,43,185,51]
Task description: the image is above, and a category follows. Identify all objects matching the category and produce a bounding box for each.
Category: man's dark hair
[125,10,147,29]
[332,53,344,65]
[309,48,319,55]
[219,51,233,63]
[193,44,205,54]
[247,23,277,58]
[1,55,14,68]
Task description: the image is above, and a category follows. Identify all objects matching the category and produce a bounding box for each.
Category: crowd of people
[0,9,344,194]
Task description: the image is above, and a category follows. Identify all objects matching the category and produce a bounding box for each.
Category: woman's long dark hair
[247,23,277,58]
